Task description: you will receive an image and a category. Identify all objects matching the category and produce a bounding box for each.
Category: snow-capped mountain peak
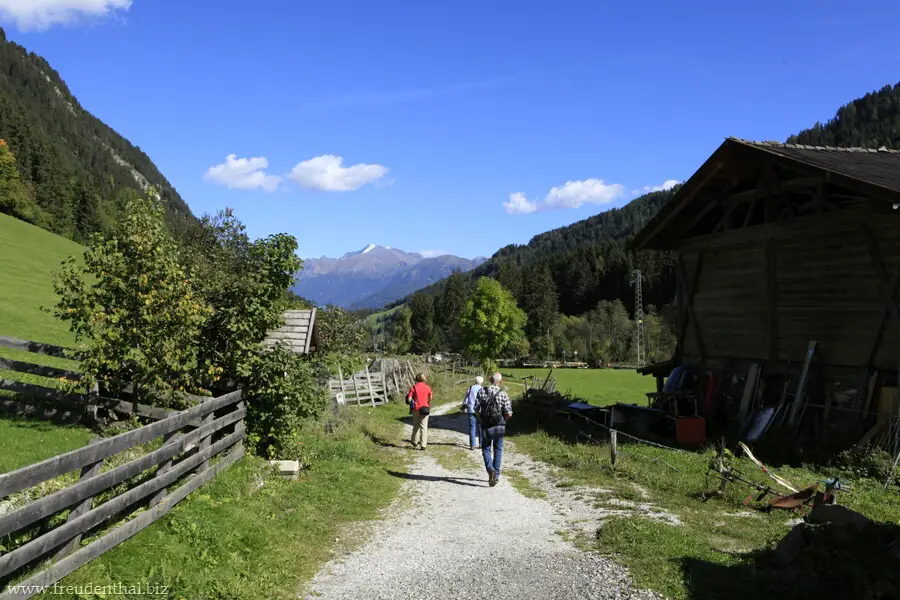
[360,243,377,254]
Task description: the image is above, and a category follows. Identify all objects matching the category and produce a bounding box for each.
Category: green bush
[243,345,328,459]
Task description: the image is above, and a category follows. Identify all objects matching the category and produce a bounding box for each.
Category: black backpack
[479,389,503,427]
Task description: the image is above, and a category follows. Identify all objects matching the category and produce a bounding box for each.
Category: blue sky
[3,1,900,260]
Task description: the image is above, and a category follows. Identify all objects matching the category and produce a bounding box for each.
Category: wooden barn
[630,138,900,442]
[263,309,319,355]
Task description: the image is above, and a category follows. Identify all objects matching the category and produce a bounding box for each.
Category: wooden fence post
[149,430,182,507]
[338,365,346,400]
[56,437,104,559]
[609,430,617,469]
[352,369,361,406]
[197,403,215,473]
[381,371,388,403]
[365,363,375,408]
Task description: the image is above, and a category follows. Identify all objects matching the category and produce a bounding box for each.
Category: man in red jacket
[407,373,433,450]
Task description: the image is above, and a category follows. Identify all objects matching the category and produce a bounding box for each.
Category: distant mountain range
[292,245,486,309]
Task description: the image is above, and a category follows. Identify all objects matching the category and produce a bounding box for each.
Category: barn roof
[632,137,900,251]
[263,308,318,355]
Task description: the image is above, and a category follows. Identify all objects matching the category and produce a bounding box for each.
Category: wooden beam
[0,407,245,538]
[0,445,245,600]
[766,239,778,362]
[680,199,719,236]
[859,222,900,339]
[676,251,706,362]
[0,429,243,579]
[0,390,242,498]
[713,201,741,233]
[633,160,724,250]
[865,261,900,367]
[724,176,821,207]
[742,198,758,228]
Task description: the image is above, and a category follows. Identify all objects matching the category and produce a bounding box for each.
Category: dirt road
[302,403,661,600]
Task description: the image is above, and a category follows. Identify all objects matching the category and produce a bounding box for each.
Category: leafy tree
[52,191,210,406]
[180,209,302,390]
[459,277,527,367]
[318,305,367,354]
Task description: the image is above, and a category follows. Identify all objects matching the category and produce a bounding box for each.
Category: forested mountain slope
[0,28,193,242]
[789,82,900,149]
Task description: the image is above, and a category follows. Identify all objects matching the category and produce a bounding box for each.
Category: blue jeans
[481,425,505,478]
[467,414,482,448]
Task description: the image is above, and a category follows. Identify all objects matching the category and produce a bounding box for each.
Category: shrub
[243,344,329,459]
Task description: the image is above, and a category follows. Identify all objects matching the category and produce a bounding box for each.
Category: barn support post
[676,250,706,362]
[766,238,778,362]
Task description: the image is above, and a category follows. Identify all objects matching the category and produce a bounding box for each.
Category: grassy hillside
[0,212,80,346]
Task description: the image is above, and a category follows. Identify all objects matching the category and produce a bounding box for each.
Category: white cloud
[420,249,449,258]
[287,155,388,192]
[504,179,625,215]
[503,192,539,215]
[0,0,131,31]
[204,154,282,193]
[634,179,681,195]
[544,179,626,209]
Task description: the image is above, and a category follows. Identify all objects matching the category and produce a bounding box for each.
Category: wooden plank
[676,251,705,360]
[338,366,346,400]
[860,222,900,338]
[0,445,245,600]
[0,428,244,580]
[352,369,361,407]
[0,407,245,538]
[0,358,82,381]
[766,238,777,361]
[0,390,242,499]
[149,431,182,507]
[198,410,215,473]
[55,439,103,560]
[97,398,175,421]
[264,331,309,340]
[0,336,75,359]
[117,383,209,405]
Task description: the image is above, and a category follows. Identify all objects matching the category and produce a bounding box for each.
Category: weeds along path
[302,401,661,600]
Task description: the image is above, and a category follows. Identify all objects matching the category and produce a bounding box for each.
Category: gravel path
[302,403,661,600]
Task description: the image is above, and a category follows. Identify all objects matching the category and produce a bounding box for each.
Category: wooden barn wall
[677,212,900,372]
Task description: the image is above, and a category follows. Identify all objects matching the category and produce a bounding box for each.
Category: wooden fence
[328,359,422,407]
[0,335,206,424]
[0,390,245,599]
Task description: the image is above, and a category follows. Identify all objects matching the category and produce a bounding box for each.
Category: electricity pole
[631,269,645,367]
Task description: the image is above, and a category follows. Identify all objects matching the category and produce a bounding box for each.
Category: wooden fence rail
[0,336,206,424]
[0,390,245,599]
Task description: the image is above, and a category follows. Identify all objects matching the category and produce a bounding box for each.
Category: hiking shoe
[488,471,497,487]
